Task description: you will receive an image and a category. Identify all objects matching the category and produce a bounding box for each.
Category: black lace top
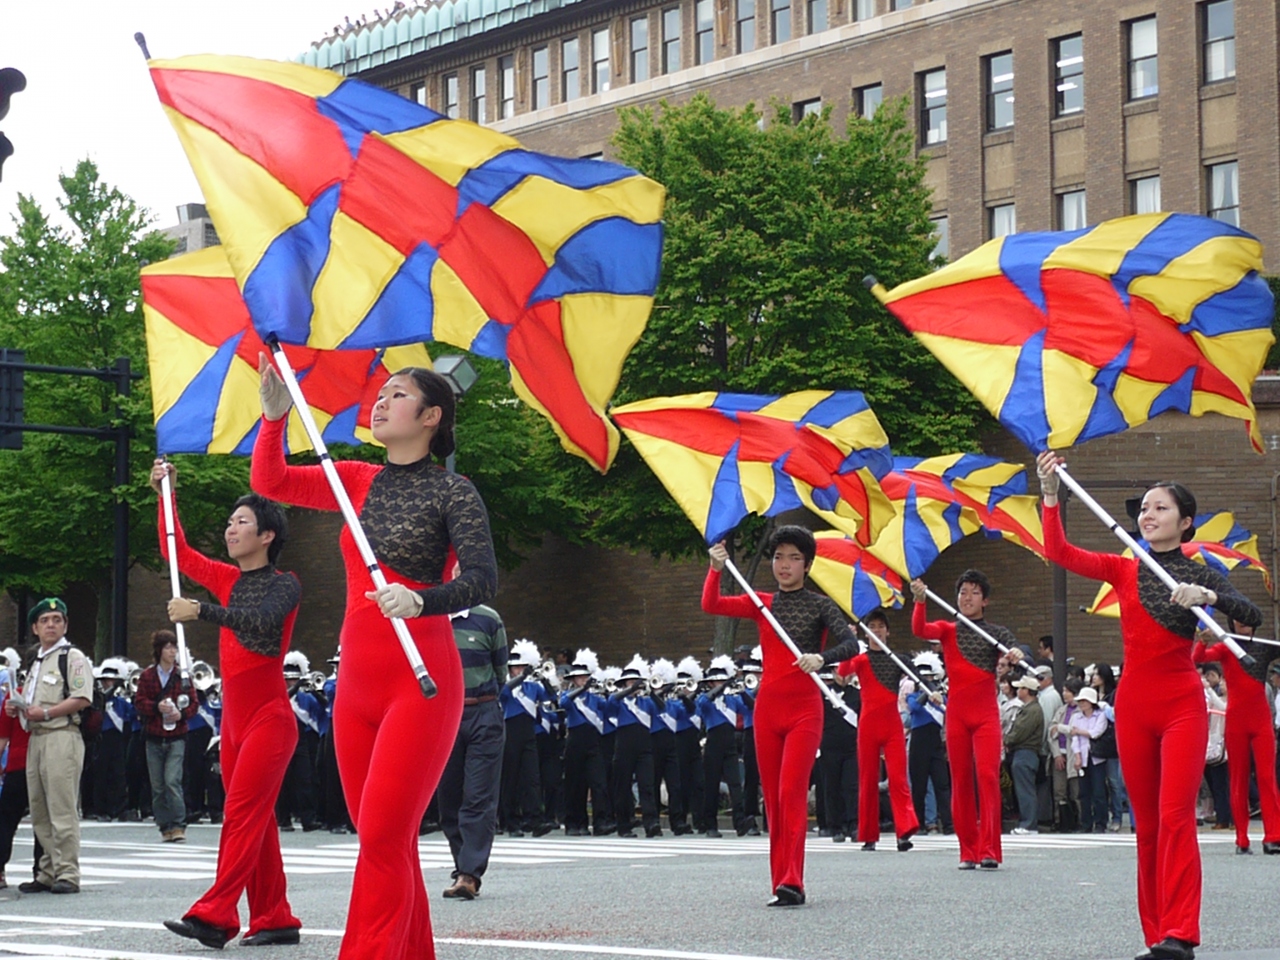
[361,456,498,616]
[1139,548,1261,639]
[771,589,858,664]
[198,566,301,658]
[955,620,1016,674]
[867,649,903,692]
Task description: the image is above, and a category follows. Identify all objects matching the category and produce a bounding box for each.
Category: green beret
[27,597,68,626]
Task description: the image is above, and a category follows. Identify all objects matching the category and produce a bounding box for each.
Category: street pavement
[0,821,1275,960]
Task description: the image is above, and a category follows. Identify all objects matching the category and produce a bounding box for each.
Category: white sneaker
[1011,827,1038,835]
[1106,823,1120,833]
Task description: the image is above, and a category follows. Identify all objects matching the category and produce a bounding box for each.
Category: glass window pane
[922,68,947,144]
[773,0,791,43]
[1204,1,1235,82]
[858,83,882,120]
[1208,161,1239,225]
[563,38,580,101]
[1130,17,1157,58]
[1059,190,1087,231]
[1205,0,1233,40]
[1128,18,1158,98]
[1055,34,1083,115]
[855,0,875,17]
[930,216,949,262]
[987,52,1013,130]
[737,0,756,53]
[696,0,715,63]
[532,47,549,109]
[807,0,826,34]
[990,203,1016,238]
[593,29,611,93]
[444,74,459,119]
[632,17,649,82]
[471,67,486,123]
[663,8,682,73]
[1132,176,1161,214]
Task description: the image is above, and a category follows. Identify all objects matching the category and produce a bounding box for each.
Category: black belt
[463,695,497,706]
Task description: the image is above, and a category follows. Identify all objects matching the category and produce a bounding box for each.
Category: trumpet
[125,667,143,698]
[537,659,561,691]
[191,660,218,692]
[675,678,698,697]
[300,670,328,693]
[742,672,759,692]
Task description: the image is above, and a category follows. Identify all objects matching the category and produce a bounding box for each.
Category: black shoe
[329,825,352,835]
[50,880,79,894]
[278,822,295,833]
[1135,952,1157,960]
[958,861,977,870]
[645,825,663,838]
[17,880,50,893]
[533,821,556,838]
[301,821,322,833]
[592,825,615,837]
[565,827,585,837]
[1237,844,1253,855]
[745,826,761,837]
[164,917,230,950]
[861,841,876,851]
[616,829,637,838]
[766,884,805,906]
[831,832,845,843]
[241,927,301,946]
[672,823,691,836]
[897,838,914,852]
[1149,938,1195,960]
[209,814,223,825]
[507,829,525,838]
[705,828,722,838]
[1264,841,1280,855]
[979,858,1000,870]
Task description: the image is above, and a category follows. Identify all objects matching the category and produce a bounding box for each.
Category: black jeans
[500,714,542,831]
[438,702,504,883]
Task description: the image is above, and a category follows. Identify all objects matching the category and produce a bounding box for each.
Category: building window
[410,81,427,106]
[1054,34,1083,116]
[1058,190,1087,230]
[1131,175,1161,214]
[563,37,581,100]
[532,47,550,109]
[772,0,791,43]
[793,98,821,121]
[631,17,650,82]
[920,68,947,145]
[854,0,875,18]
[892,0,911,8]
[1203,0,1235,83]
[581,151,605,160]
[470,66,486,123]
[930,215,949,261]
[1207,161,1239,226]
[856,83,882,120]
[985,52,1013,130]
[662,8,681,74]
[737,0,756,53]
[443,74,459,119]
[1128,17,1158,99]
[696,0,715,64]
[499,55,515,118]
[989,203,1016,238]
[807,0,826,33]
[592,29,611,93]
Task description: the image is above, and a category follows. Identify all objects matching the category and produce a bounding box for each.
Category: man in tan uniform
[5,598,91,894]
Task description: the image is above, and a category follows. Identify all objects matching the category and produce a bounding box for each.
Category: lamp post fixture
[432,354,478,472]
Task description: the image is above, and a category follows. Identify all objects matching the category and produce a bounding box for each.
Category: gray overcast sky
[0,0,366,235]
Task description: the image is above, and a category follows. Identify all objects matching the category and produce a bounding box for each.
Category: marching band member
[92,659,134,822]
[818,665,859,842]
[704,527,857,905]
[648,658,684,835]
[535,665,565,834]
[559,649,612,836]
[500,639,550,837]
[671,658,705,835]
[738,649,762,836]
[905,652,951,834]
[253,361,497,960]
[695,656,749,840]
[610,656,660,837]
[277,652,323,833]
[153,461,303,948]
[1038,452,1261,960]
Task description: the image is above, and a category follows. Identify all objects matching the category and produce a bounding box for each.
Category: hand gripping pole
[266,339,438,699]
[917,586,1036,678]
[157,461,193,681]
[720,558,857,727]
[1055,465,1254,668]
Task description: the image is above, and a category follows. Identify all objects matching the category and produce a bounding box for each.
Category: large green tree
[560,94,988,560]
[0,161,249,653]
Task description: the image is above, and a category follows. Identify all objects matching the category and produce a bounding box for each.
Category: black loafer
[1263,841,1280,855]
[164,917,230,950]
[979,858,999,870]
[745,826,761,837]
[766,884,805,907]
[1237,844,1253,855]
[1149,938,1195,960]
[17,880,50,894]
[242,928,301,946]
[957,860,977,870]
[861,842,876,851]
[49,880,79,894]
[897,838,914,852]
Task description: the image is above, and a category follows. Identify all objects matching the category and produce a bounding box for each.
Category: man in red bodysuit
[153,461,304,949]
[910,571,1020,870]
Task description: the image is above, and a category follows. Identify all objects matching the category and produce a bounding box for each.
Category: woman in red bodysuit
[703,526,856,906]
[252,359,497,960]
[909,570,1019,870]
[1038,452,1261,960]
[1191,625,1280,855]
[153,462,302,949]
[837,611,918,851]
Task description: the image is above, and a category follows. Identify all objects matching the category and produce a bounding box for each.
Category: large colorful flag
[811,532,905,620]
[147,55,665,472]
[1086,510,1272,616]
[610,391,895,546]
[868,453,1045,580]
[142,246,431,455]
[871,214,1275,453]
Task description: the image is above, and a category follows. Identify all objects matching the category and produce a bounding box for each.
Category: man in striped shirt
[437,604,508,900]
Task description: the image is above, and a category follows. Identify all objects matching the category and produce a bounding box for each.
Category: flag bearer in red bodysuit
[154,461,303,949]
[1038,451,1261,960]
[703,526,856,907]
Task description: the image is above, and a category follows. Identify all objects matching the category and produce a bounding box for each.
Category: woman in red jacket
[154,462,302,949]
[253,358,497,960]
[703,526,856,906]
[1038,451,1261,960]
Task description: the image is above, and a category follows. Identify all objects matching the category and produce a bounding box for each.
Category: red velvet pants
[1225,678,1280,850]
[186,661,300,938]
[335,608,463,960]
[1115,657,1207,947]
[857,702,918,843]
[753,672,822,893]
[944,684,1002,864]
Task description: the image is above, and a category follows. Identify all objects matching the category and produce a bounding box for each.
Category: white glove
[258,355,294,422]
[1170,583,1216,609]
[365,583,425,619]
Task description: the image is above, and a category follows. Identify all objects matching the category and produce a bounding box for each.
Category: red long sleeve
[1042,502,1126,585]
[250,415,377,512]
[701,568,761,618]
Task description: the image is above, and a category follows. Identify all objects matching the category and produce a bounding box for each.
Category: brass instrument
[676,678,698,697]
[191,660,218,692]
[743,672,760,692]
[300,670,328,693]
[125,667,143,698]
[537,659,561,691]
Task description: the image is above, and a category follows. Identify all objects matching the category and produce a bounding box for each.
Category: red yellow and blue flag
[811,532,905,620]
[1086,510,1272,616]
[142,246,431,455]
[147,54,665,472]
[610,391,895,546]
[871,214,1275,453]
[868,453,1045,580]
